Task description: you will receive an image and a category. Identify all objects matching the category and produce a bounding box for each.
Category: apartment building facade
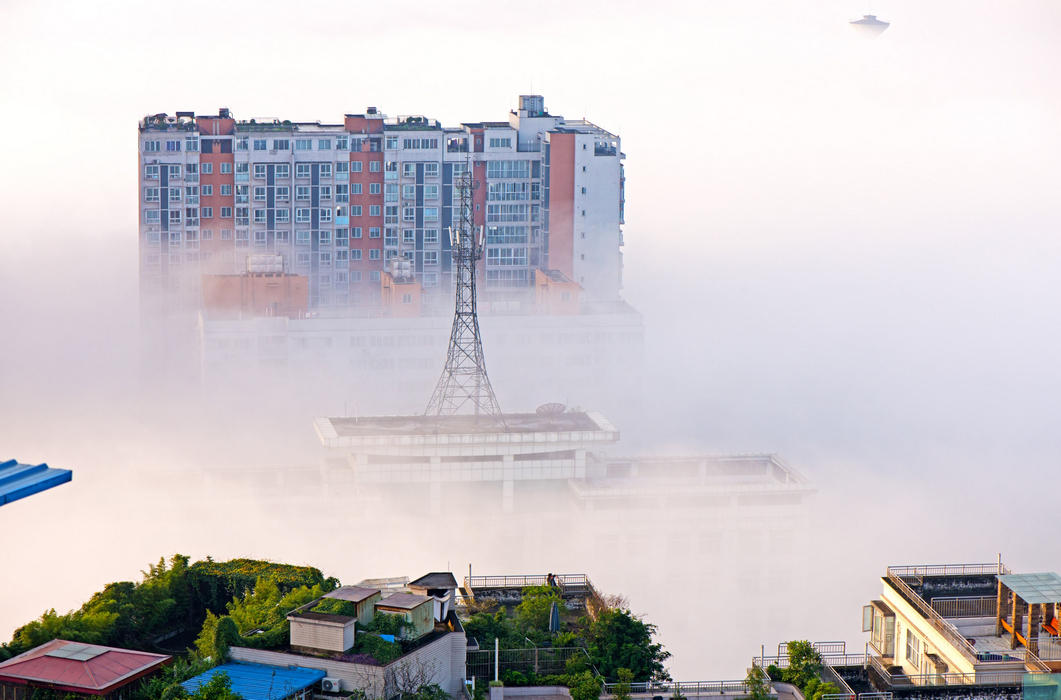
[138,96,624,318]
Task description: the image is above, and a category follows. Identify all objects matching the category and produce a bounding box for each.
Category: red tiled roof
[0,639,170,695]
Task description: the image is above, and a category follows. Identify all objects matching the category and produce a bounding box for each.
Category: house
[376,592,435,640]
[408,573,459,623]
[0,640,169,700]
[322,585,383,626]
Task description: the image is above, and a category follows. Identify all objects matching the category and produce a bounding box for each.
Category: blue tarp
[181,663,326,700]
[0,460,72,507]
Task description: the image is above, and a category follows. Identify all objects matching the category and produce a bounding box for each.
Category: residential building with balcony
[138,96,625,321]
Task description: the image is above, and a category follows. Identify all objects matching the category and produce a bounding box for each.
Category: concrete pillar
[501,455,514,513]
[1030,603,1042,656]
[1012,594,1024,649]
[997,582,1009,636]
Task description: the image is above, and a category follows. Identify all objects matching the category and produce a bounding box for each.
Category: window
[423,228,439,244]
[295,138,312,151]
[319,185,332,200]
[320,207,333,223]
[370,270,380,281]
[385,183,398,202]
[143,140,160,152]
[254,164,266,179]
[169,188,182,202]
[424,251,438,265]
[275,186,290,201]
[275,230,290,243]
[201,207,213,218]
[296,252,311,265]
[423,207,439,222]
[369,227,381,238]
[385,228,398,246]
[488,182,530,201]
[320,163,332,178]
[423,184,439,200]
[145,164,159,179]
[486,160,531,179]
[337,183,350,199]
[336,161,349,175]
[274,208,290,223]
[165,139,181,152]
[221,229,233,240]
[319,251,332,266]
[168,164,182,178]
[905,630,920,669]
[403,229,416,244]
[275,163,289,178]
[236,162,249,174]
[351,160,363,173]
[253,186,266,201]
[296,163,311,179]
[201,162,213,175]
[185,136,199,152]
[334,229,346,245]
[146,231,161,245]
[351,270,363,282]
[201,184,213,196]
[335,270,348,284]
[221,206,233,218]
[169,209,182,223]
[402,138,439,149]
[369,205,381,217]
[296,230,311,245]
[296,208,311,223]
[401,207,415,222]
[253,139,267,151]
[452,163,468,179]
[144,187,160,202]
[385,135,399,149]
[369,249,381,260]
[220,162,232,174]
[220,184,232,196]
[369,160,381,172]
[424,162,439,178]
[145,209,160,222]
[402,162,416,178]
[351,249,363,261]
[255,230,267,245]
[336,135,348,150]
[489,137,512,149]
[236,207,249,225]
[254,209,267,224]
[486,203,530,223]
[273,139,290,150]
[351,205,363,217]
[352,227,362,238]
[370,183,382,195]
[236,137,249,151]
[486,246,528,266]
[402,184,416,200]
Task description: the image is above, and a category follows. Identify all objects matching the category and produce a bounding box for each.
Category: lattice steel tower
[424,168,504,420]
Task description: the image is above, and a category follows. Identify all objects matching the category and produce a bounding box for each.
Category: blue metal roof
[0,460,72,507]
[181,663,326,700]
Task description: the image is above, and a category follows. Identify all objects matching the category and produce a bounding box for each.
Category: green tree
[780,641,822,690]
[614,668,634,700]
[744,666,770,700]
[586,609,670,682]
[567,671,603,700]
[188,673,241,700]
[515,586,562,640]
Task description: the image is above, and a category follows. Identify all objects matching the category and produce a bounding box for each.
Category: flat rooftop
[326,412,602,437]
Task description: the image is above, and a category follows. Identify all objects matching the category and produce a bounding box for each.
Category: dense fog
[2,0,1061,681]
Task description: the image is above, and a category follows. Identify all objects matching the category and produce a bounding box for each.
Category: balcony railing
[887,564,1006,578]
[930,596,997,618]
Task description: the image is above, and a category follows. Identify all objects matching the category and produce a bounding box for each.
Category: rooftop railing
[930,596,997,618]
[465,574,589,590]
[602,680,758,696]
[887,563,1006,578]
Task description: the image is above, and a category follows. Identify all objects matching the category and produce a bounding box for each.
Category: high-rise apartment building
[138,96,625,318]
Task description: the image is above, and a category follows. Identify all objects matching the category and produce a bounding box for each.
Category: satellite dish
[536,402,566,415]
[850,14,889,37]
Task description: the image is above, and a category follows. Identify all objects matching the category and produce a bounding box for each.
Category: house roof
[0,459,72,507]
[0,640,169,694]
[287,611,354,625]
[324,585,381,603]
[998,573,1061,604]
[378,592,432,610]
[409,573,458,589]
[181,663,325,700]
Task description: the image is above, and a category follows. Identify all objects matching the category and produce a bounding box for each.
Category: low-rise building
[181,662,324,700]
[0,640,169,700]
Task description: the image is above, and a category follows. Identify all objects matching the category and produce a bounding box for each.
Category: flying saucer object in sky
[850,14,890,37]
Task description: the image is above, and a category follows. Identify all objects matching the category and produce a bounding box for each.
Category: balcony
[235,172,249,183]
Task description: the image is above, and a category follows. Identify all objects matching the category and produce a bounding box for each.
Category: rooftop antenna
[424,158,505,423]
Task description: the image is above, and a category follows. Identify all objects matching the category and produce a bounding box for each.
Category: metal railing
[756,653,867,670]
[884,570,980,663]
[887,564,1006,578]
[867,654,1027,687]
[466,646,591,680]
[602,680,756,696]
[466,574,590,590]
[930,596,997,618]
[820,662,856,698]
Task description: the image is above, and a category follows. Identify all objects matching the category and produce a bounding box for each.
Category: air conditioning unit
[321,677,340,692]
